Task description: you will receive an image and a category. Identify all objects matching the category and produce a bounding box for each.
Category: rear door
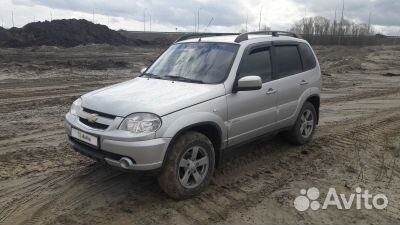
[226,43,277,146]
[272,42,308,127]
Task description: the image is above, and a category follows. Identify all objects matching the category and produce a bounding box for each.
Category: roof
[176,33,304,45]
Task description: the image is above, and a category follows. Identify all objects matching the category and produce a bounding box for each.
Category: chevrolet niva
[65,31,321,199]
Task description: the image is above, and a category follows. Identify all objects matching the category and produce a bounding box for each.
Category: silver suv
[65,31,321,199]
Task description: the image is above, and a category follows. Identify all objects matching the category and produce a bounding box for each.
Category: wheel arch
[161,122,224,169]
[305,94,320,124]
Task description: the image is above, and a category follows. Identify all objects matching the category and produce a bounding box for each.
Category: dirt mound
[44,59,128,70]
[119,30,181,46]
[0,19,149,48]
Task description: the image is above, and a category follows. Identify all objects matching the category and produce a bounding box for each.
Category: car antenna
[199,17,214,42]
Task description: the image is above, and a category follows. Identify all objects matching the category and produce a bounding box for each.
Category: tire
[158,131,215,200]
[285,102,317,145]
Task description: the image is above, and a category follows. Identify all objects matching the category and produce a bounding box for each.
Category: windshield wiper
[142,73,163,79]
[164,75,204,84]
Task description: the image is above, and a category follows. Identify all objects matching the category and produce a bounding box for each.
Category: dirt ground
[0,44,399,225]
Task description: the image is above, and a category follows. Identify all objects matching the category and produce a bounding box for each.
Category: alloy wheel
[178,146,209,189]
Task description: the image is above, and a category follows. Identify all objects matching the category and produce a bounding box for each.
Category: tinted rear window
[239,46,272,83]
[274,46,302,79]
[299,43,316,71]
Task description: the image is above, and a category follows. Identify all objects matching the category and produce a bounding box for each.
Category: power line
[204,17,213,32]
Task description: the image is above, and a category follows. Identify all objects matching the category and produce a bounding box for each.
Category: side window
[238,46,272,83]
[299,43,316,71]
[273,45,302,79]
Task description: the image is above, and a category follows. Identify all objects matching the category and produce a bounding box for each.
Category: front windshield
[143,42,239,84]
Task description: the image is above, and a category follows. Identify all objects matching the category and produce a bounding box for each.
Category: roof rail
[234,31,301,43]
[174,32,240,43]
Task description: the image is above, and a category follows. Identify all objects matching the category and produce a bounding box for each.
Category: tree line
[287,16,400,45]
[290,16,374,36]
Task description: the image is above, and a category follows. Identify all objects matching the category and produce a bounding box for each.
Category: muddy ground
[0,44,399,225]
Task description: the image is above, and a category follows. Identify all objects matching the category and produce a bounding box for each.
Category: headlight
[70,98,82,115]
[119,113,162,134]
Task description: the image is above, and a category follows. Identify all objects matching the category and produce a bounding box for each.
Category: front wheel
[285,102,317,145]
[158,131,215,199]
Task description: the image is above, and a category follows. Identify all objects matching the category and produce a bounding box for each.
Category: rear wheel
[158,131,215,199]
[285,102,317,145]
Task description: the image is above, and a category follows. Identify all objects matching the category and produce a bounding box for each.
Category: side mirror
[140,67,147,74]
[236,76,262,91]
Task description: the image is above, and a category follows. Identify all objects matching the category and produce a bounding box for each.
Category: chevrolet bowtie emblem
[87,114,98,123]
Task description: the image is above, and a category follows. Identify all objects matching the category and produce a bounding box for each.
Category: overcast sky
[1,0,399,35]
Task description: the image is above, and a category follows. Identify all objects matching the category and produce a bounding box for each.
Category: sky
[0,0,399,35]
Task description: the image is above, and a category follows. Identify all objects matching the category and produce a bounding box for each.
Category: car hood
[82,77,226,117]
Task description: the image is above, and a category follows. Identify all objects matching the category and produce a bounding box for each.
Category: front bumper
[65,113,171,171]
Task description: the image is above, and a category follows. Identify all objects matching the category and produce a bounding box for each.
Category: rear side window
[239,46,272,83]
[274,45,302,79]
[299,43,316,71]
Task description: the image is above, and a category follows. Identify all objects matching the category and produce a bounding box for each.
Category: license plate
[71,128,98,147]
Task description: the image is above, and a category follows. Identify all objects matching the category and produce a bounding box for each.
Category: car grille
[83,107,116,120]
[79,117,109,130]
[78,108,116,130]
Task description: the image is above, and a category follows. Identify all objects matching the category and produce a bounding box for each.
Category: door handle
[300,80,309,85]
[266,88,277,95]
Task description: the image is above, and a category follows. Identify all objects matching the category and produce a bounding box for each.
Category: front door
[226,43,278,146]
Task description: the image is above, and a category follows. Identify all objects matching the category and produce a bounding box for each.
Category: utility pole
[149,14,152,32]
[194,12,197,32]
[367,12,371,34]
[245,12,248,32]
[143,11,145,32]
[258,6,263,31]
[333,4,337,35]
[11,11,14,27]
[197,8,201,33]
[338,0,345,44]
[340,0,345,28]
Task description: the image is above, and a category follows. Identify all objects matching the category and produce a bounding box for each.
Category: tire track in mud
[1,97,399,225]
[1,100,399,224]
[167,111,400,225]
[21,171,129,225]
[323,86,400,104]
[0,167,137,225]
[0,126,64,147]
[8,108,396,225]
[1,46,399,225]
[0,78,127,100]
[0,173,74,224]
